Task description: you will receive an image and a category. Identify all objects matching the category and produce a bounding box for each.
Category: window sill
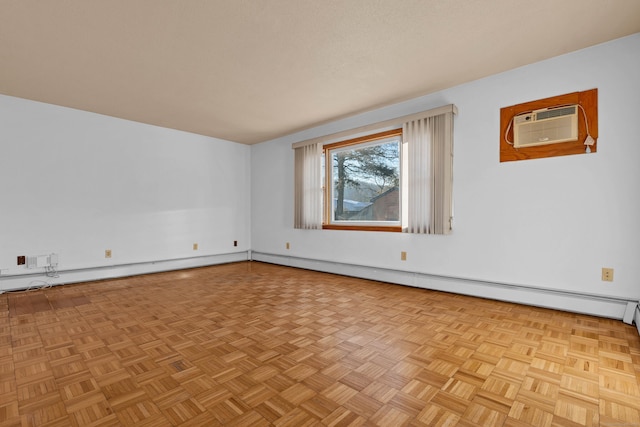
[322,224,402,232]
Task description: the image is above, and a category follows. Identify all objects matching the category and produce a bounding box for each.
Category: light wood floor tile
[1,261,639,426]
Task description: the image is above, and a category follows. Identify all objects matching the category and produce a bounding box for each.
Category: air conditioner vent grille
[536,105,576,120]
[513,104,579,148]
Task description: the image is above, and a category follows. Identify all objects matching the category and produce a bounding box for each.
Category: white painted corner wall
[250,34,640,320]
[0,96,251,291]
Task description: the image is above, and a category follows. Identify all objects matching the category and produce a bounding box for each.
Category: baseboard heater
[622,301,640,330]
[0,252,249,293]
[252,252,639,331]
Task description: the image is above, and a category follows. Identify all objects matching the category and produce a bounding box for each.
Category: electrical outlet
[193,243,198,250]
[601,268,613,282]
[286,242,290,250]
[105,249,112,259]
[401,251,407,261]
[17,255,26,265]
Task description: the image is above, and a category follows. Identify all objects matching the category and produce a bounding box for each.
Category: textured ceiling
[1,1,639,144]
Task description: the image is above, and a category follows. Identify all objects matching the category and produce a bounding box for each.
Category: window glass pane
[330,138,400,222]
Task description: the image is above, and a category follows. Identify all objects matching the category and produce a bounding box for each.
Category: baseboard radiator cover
[0,251,249,293]
[251,252,637,322]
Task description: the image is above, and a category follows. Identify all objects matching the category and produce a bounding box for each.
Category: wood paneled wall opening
[500,89,598,162]
[1,261,639,426]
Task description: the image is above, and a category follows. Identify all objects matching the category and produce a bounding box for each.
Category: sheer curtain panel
[403,110,454,234]
[294,142,322,229]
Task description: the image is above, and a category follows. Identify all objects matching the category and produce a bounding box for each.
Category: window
[323,129,402,231]
[293,104,456,234]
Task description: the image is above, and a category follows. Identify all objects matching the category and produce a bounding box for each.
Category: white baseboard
[0,252,249,292]
[252,252,637,321]
[3,250,636,332]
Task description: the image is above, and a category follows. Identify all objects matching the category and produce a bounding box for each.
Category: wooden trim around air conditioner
[500,89,598,162]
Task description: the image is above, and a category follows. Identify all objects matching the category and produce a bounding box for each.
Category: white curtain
[403,111,454,234]
[294,142,322,229]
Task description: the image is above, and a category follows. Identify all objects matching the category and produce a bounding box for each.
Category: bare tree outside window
[325,131,401,225]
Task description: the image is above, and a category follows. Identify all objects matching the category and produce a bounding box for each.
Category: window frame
[322,128,403,232]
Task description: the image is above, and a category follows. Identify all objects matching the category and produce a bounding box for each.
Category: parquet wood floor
[1,262,639,426]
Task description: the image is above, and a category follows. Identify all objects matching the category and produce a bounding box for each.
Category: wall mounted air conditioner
[513,105,578,148]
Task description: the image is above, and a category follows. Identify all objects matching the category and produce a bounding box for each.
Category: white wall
[0,95,250,289]
[251,34,640,305]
